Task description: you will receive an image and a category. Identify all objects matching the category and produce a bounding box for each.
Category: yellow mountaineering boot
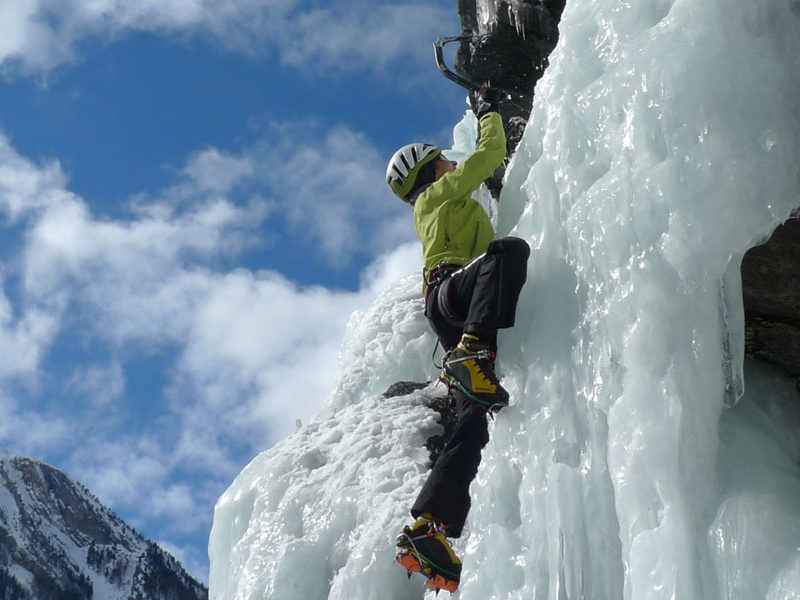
[395,514,462,593]
[443,333,509,411]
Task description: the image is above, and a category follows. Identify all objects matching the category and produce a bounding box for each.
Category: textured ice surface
[210,0,800,598]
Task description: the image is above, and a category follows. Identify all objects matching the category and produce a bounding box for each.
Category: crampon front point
[396,547,459,594]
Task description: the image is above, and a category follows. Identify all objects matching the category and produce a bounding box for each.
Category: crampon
[396,547,459,594]
[395,520,461,594]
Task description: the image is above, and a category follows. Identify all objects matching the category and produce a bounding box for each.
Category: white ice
[209,0,800,598]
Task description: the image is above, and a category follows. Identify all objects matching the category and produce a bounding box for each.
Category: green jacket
[413,112,506,281]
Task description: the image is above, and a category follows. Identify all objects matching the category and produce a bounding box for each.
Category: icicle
[476,0,498,34]
[508,0,528,40]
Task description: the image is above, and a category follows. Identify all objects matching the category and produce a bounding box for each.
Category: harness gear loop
[425,262,464,329]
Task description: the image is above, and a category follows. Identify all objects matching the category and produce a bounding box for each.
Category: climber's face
[435,158,457,180]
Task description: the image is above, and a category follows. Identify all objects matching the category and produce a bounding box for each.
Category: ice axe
[433,35,525,113]
[433,35,483,92]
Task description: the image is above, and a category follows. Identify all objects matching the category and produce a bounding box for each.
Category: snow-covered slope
[209,0,800,598]
[0,455,207,600]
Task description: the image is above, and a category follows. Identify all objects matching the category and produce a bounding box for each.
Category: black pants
[412,236,529,536]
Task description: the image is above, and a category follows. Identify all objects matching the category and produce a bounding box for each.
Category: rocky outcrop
[454,0,567,196]
[0,456,207,600]
[742,216,800,388]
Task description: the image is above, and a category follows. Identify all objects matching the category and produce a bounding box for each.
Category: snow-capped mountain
[0,454,207,600]
[208,0,800,598]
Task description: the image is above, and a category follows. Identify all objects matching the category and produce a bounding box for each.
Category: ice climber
[386,86,530,593]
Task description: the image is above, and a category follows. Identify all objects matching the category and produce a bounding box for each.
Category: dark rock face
[455,0,566,111]
[742,216,800,387]
[454,0,567,196]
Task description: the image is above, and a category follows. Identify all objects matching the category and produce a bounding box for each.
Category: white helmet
[386,143,442,201]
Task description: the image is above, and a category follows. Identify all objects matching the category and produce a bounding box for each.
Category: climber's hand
[471,86,502,119]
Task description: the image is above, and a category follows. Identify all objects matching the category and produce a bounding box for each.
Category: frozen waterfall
[209,0,800,598]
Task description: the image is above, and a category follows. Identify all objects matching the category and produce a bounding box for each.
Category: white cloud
[0,0,66,73]
[0,123,422,568]
[67,361,125,406]
[54,243,419,541]
[0,0,447,578]
[278,4,454,71]
[174,270,365,441]
[0,1,453,76]
[0,393,73,455]
[253,122,414,267]
[0,133,68,222]
[68,432,173,509]
[10,147,271,348]
[0,288,58,379]
[146,483,198,521]
[178,147,255,196]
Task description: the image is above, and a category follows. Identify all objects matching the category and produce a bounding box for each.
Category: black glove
[470,86,502,119]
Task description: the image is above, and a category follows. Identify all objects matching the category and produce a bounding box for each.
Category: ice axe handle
[433,36,482,93]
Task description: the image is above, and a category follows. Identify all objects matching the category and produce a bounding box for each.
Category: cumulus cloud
[252,121,413,267]
[0,1,452,76]
[0,393,74,455]
[56,243,419,538]
[75,435,171,503]
[178,147,255,196]
[67,361,125,406]
[278,4,453,71]
[0,122,420,558]
[0,3,442,581]
[173,270,364,446]
[0,288,57,379]
[0,132,68,221]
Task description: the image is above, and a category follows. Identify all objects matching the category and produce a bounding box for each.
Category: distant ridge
[0,454,207,600]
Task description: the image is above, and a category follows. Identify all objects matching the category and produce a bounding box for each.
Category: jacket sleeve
[420,112,506,207]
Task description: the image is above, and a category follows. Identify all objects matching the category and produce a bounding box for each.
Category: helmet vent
[385,142,442,200]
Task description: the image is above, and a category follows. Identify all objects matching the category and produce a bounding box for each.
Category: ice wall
[209,0,800,598]
[466,0,800,598]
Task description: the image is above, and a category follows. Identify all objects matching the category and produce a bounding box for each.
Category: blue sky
[0,0,467,582]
